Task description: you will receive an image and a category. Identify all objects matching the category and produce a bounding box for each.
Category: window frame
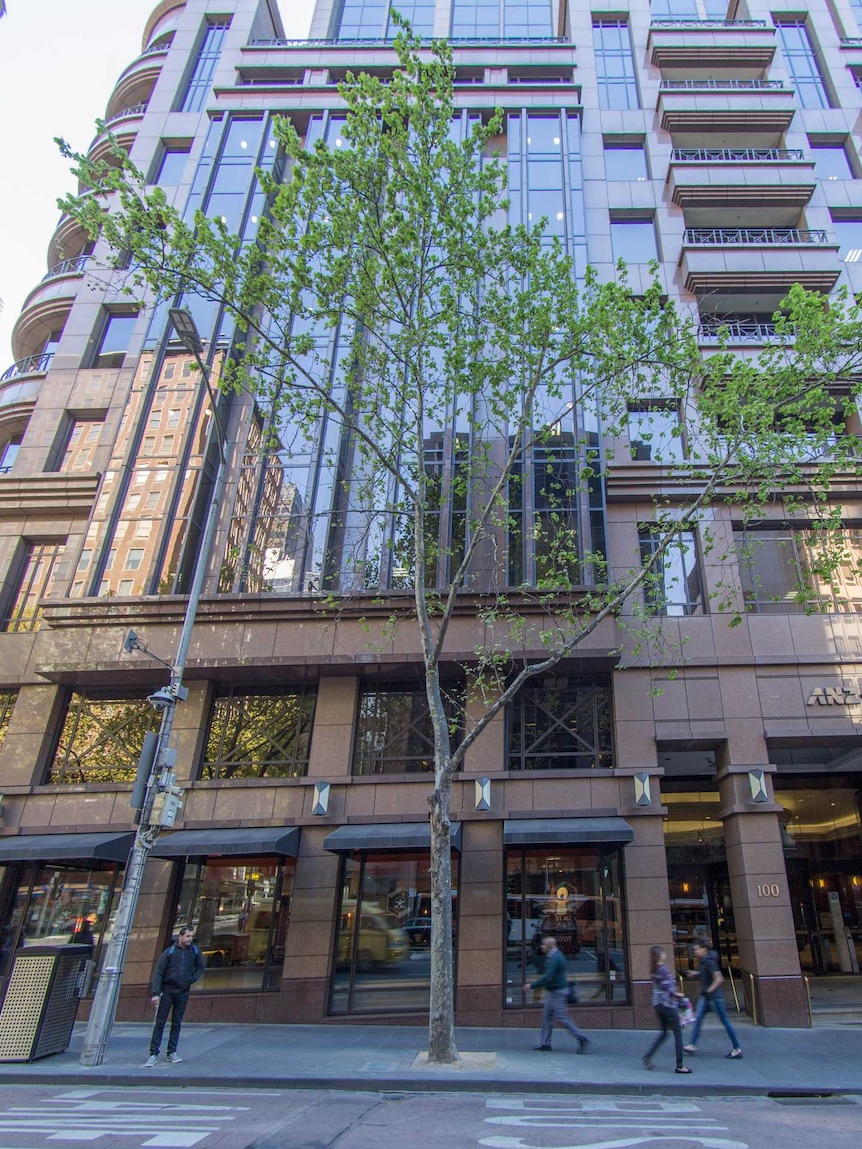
[507,675,614,771]
[201,685,317,780]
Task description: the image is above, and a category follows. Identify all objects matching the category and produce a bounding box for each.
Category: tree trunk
[427,783,459,1063]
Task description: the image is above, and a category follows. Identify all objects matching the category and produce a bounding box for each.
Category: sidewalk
[0,1020,860,1096]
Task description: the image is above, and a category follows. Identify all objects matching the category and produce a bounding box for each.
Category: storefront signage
[806,686,861,706]
[756,883,781,897]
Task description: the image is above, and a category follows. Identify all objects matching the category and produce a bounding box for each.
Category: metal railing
[247,35,571,48]
[661,78,785,90]
[0,352,55,382]
[42,256,90,281]
[105,102,148,125]
[141,40,170,56]
[671,147,804,162]
[650,19,768,28]
[698,321,777,341]
[840,37,862,47]
[684,227,829,245]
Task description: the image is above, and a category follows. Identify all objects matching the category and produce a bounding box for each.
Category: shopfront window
[774,775,862,976]
[506,847,627,1006]
[0,864,122,985]
[170,856,292,992]
[330,851,458,1015]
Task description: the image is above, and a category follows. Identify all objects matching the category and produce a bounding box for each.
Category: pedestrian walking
[643,945,691,1074]
[523,934,590,1054]
[144,926,205,1067]
[683,938,743,1059]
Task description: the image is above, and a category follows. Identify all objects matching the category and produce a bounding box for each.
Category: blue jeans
[689,990,740,1048]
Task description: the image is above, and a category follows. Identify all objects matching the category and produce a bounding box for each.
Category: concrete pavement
[0,1019,859,1096]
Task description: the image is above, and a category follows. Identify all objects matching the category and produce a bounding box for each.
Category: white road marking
[481,1095,749,1149]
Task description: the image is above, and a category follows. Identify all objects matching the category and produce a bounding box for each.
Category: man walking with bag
[144,926,205,1066]
[683,937,742,1060]
[524,934,590,1054]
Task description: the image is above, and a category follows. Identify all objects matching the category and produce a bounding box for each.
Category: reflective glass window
[610,218,658,263]
[506,848,627,1007]
[735,527,862,613]
[155,145,192,186]
[604,142,648,181]
[507,675,614,770]
[353,683,463,775]
[53,419,104,473]
[330,851,458,1014]
[833,217,862,262]
[92,312,139,369]
[48,692,157,783]
[651,0,698,16]
[639,528,704,616]
[810,143,854,181]
[627,404,684,462]
[180,20,231,113]
[593,20,639,110]
[171,856,293,992]
[0,691,16,751]
[451,0,500,37]
[2,541,66,633]
[775,20,830,109]
[0,435,21,474]
[202,686,317,779]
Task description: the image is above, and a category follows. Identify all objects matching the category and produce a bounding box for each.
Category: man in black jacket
[144,926,205,1066]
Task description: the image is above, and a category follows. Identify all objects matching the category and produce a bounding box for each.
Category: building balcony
[668,149,815,223]
[247,35,571,48]
[0,352,54,384]
[697,318,779,343]
[679,229,841,295]
[649,20,774,72]
[658,79,796,135]
[41,256,91,283]
[105,60,159,122]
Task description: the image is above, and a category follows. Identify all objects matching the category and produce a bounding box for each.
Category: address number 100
[756,883,781,897]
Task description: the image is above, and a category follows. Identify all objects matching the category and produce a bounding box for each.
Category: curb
[0,1071,859,1098]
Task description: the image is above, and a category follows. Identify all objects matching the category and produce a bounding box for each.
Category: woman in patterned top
[643,945,691,1074]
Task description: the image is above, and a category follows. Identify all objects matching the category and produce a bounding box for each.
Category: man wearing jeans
[524,934,590,1054]
[683,938,743,1060]
[144,926,205,1067]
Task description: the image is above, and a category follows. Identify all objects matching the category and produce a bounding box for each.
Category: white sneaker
[166,1052,183,1063]
[143,1055,158,1067]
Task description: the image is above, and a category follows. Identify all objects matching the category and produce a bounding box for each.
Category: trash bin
[0,944,93,1062]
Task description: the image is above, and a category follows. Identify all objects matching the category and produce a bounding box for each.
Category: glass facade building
[0,0,860,1031]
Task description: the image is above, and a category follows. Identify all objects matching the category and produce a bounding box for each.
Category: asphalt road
[0,1086,858,1148]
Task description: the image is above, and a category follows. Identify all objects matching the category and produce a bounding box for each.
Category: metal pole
[80,346,227,1066]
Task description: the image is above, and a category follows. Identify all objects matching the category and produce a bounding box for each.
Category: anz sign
[807,685,862,706]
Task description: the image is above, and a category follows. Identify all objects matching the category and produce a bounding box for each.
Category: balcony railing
[247,35,570,48]
[661,78,785,90]
[840,37,862,47]
[698,321,777,341]
[0,352,55,382]
[141,40,170,56]
[42,256,90,281]
[651,19,768,28]
[105,102,148,125]
[684,227,829,245]
[671,147,804,162]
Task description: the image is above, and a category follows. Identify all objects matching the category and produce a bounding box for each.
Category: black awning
[323,822,462,854]
[503,817,634,847]
[150,826,300,859]
[0,831,135,864]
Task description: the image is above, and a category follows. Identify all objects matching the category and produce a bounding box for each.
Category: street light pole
[81,310,228,1066]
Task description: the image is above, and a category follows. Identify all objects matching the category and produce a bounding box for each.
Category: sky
[0,0,316,365]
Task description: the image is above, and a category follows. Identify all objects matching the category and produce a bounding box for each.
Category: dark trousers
[645,1003,684,1068]
[150,987,189,1056]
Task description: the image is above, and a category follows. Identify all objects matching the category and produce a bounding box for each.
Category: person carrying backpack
[144,926,205,1066]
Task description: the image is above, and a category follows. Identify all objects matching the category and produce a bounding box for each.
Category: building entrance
[667,863,738,975]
